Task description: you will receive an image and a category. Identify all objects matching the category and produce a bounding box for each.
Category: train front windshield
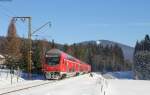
[46,56,60,66]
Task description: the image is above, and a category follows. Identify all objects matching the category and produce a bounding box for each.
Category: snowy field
[107,79,150,95]
[0,70,150,95]
[104,71,150,95]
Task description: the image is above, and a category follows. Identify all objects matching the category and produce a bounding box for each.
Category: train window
[46,57,60,66]
[67,55,76,62]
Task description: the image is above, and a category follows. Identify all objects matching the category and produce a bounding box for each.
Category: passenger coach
[42,49,91,79]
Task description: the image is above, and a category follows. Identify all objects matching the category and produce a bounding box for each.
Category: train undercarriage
[45,72,61,79]
[44,72,81,80]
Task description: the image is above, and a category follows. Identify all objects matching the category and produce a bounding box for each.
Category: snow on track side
[4,73,109,95]
[0,73,109,95]
[0,80,55,95]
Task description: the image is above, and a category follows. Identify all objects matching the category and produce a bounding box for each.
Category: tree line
[62,43,131,72]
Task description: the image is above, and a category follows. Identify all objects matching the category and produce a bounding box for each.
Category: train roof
[46,49,89,64]
[46,49,78,60]
[46,49,63,55]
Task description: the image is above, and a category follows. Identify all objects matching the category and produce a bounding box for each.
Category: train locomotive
[42,49,91,79]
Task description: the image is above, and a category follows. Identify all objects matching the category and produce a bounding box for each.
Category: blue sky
[0,0,150,47]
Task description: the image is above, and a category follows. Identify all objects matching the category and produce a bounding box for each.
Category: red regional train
[42,49,91,79]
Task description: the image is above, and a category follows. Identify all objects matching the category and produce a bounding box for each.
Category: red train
[42,49,91,79]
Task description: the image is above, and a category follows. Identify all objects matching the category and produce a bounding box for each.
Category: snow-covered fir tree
[134,34,150,80]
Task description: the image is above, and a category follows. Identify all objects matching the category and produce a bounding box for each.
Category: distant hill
[78,40,134,62]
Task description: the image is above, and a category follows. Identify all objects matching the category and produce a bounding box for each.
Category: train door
[63,59,68,73]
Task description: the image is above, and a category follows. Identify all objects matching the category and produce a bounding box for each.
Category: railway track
[0,80,57,95]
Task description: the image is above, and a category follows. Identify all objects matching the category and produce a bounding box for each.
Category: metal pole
[28,17,32,79]
[12,17,51,80]
[12,17,32,80]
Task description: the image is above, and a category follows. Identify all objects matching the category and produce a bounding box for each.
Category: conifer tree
[134,34,150,79]
[5,20,21,69]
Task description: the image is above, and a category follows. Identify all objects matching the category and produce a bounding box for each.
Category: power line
[32,21,51,35]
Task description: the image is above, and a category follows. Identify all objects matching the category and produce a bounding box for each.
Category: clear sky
[0,0,150,47]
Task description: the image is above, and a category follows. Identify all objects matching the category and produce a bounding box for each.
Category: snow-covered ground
[2,74,105,95]
[0,69,46,90]
[0,70,150,95]
[0,73,108,95]
[107,79,150,95]
[0,69,25,87]
[104,71,150,95]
